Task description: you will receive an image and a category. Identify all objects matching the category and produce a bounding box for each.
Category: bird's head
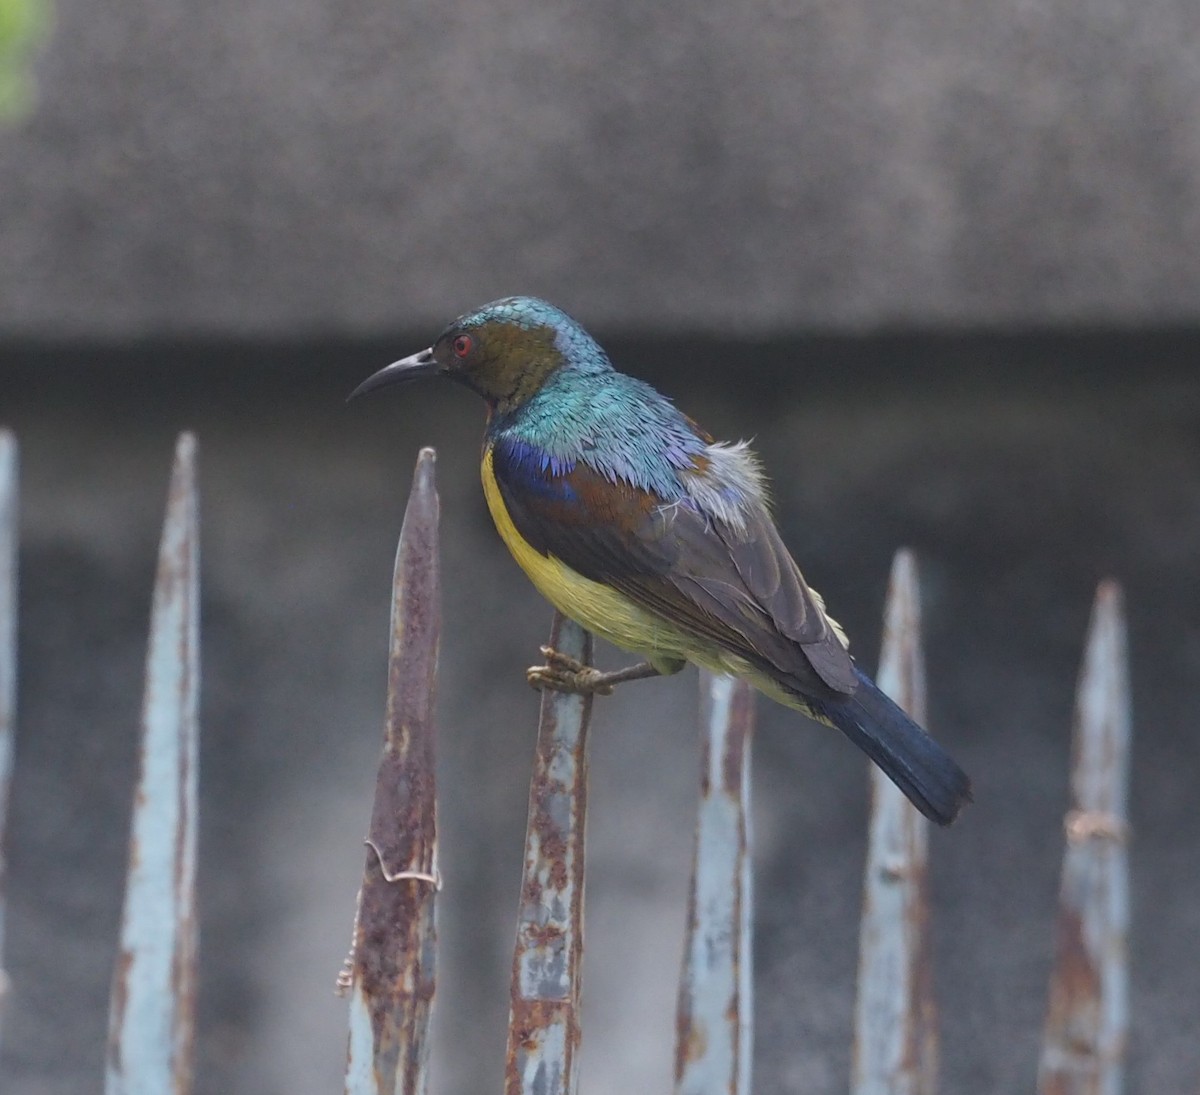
[351,296,608,415]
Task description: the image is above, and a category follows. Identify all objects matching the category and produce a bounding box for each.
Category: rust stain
[357,853,439,1046]
[1040,1074,1069,1095]
[904,842,938,1091]
[347,448,441,1090]
[126,828,144,873]
[721,680,754,796]
[673,858,702,1082]
[170,450,199,1094]
[106,946,134,1076]
[1045,909,1101,1050]
[505,997,581,1093]
[522,922,566,949]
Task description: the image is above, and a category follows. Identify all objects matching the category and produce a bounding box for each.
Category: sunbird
[352,297,971,825]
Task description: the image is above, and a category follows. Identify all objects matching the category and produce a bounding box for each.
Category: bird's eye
[452,334,473,358]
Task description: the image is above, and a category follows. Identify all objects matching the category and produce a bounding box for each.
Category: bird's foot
[527,648,665,696]
[526,646,615,696]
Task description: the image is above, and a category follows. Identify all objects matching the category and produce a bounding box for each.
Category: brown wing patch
[492,442,857,698]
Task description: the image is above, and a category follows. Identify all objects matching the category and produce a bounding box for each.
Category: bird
[351,296,971,825]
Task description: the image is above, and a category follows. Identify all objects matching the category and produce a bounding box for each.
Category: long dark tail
[813,666,971,826]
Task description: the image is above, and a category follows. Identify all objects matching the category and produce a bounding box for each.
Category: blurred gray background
[2,1,1200,1092]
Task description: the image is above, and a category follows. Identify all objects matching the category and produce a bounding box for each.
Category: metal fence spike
[0,432,17,1047]
[504,613,593,1095]
[674,671,755,1095]
[852,548,938,1095]
[1037,579,1131,1095]
[344,447,441,1095]
[105,433,200,1095]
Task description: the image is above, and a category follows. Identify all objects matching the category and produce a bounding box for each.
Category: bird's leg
[526,645,666,696]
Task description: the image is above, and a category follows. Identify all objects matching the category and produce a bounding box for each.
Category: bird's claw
[526,645,614,696]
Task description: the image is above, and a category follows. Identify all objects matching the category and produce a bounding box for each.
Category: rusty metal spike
[105,433,200,1095]
[674,671,755,1095]
[344,447,441,1095]
[504,613,593,1095]
[852,548,938,1095]
[1038,580,1131,1095]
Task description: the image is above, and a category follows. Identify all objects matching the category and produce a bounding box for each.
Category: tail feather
[815,667,971,826]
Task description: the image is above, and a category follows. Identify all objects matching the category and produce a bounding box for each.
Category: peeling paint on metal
[674,671,755,1095]
[1038,580,1131,1095]
[0,432,16,1043]
[344,448,441,1095]
[852,548,938,1095]
[505,613,593,1095]
[105,433,200,1095]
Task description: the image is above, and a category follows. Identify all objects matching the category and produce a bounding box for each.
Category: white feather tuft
[680,440,769,530]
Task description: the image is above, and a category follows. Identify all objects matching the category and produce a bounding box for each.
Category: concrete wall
[2,0,1200,337]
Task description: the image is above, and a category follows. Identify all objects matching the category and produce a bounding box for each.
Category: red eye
[452,334,473,358]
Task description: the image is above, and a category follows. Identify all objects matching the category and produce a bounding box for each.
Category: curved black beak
[348,347,439,401]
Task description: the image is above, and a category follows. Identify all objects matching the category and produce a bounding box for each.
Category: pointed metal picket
[105,434,200,1095]
[1037,580,1131,1095]
[674,671,755,1095]
[852,549,938,1095]
[343,447,441,1095]
[504,613,594,1095]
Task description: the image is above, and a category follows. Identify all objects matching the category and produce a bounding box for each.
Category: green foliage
[0,0,49,118]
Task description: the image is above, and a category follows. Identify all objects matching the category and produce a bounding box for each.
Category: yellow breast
[480,447,689,664]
